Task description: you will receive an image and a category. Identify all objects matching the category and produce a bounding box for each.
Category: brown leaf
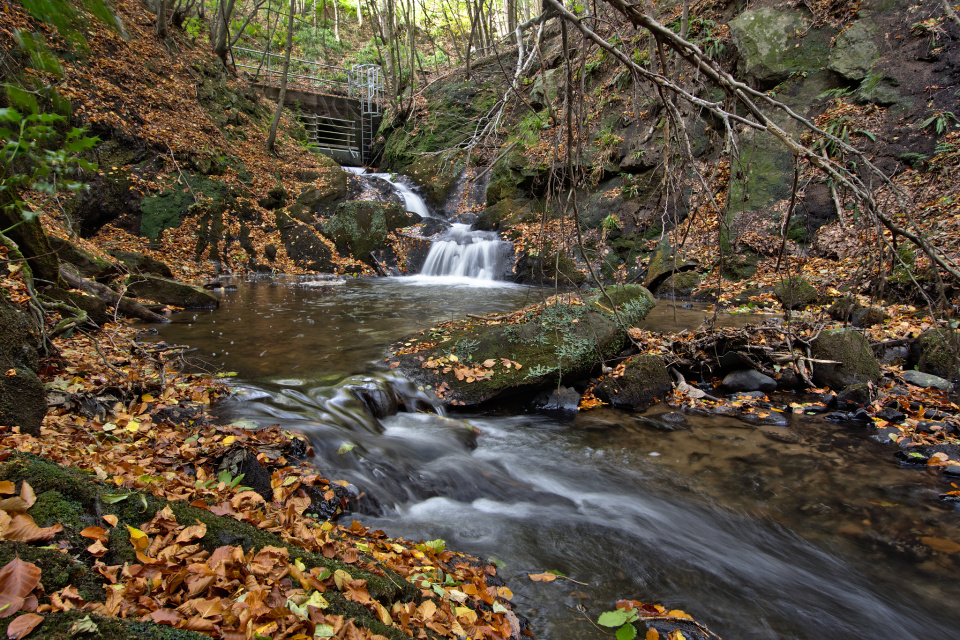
[3,515,62,543]
[0,499,30,514]
[341,548,359,564]
[150,609,182,625]
[920,536,960,554]
[0,558,41,619]
[526,572,557,582]
[6,613,42,639]
[86,540,108,558]
[0,483,15,496]
[18,484,34,510]
[174,523,207,544]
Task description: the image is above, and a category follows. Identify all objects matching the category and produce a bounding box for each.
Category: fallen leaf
[527,572,557,582]
[2,515,62,543]
[920,536,960,554]
[0,559,41,619]
[6,613,42,639]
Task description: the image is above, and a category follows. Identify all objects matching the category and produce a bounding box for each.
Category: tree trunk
[157,0,170,38]
[266,0,296,152]
[59,265,169,324]
[334,0,340,40]
[357,0,363,26]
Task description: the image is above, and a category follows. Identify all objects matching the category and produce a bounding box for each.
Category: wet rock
[811,328,881,390]
[658,272,700,297]
[774,276,819,310]
[217,448,273,503]
[534,386,581,413]
[825,408,870,423]
[341,376,400,419]
[123,275,220,309]
[900,369,953,391]
[595,354,672,411]
[722,369,777,392]
[895,443,960,466]
[836,382,873,408]
[392,286,656,406]
[875,407,906,423]
[643,240,697,293]
[881,345,910,365]
[320,201,417,267]
[915,421,948,435]
[871,426,902,444]
[729,390,767,400]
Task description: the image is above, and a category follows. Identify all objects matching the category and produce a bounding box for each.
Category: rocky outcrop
[320,201,419,268]
[390,286,656,406]
[0,296,45,436]
[729,8,832,87]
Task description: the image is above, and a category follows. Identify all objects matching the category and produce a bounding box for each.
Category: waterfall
[343,166,512,282]
[419,224,510,281]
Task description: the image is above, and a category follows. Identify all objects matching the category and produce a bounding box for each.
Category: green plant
[0,97,98,233]
[918,111,959,135]
[812,106,876,158]
[597,607,640,640]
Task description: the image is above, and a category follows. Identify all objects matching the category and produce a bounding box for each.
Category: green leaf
[337,443,355,454]
[314,624,335,638]
[0,109,21,124]
[615,623,637,640]
[100,492,129,504]
[598,610,630,627]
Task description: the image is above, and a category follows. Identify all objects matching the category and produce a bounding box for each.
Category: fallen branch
[60,264,169,324]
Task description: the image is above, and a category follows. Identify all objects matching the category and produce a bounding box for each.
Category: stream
[150,173,960,639]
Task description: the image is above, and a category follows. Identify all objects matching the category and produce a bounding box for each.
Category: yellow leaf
[646,630,660,640]
[527,572,557,582]
[223,435,236,445]
[667,610,692,619]
[102,515,118,527]
[126,526,149,552]
[125,419,139,432]
[496,586,513,601]
[141,394,154,402]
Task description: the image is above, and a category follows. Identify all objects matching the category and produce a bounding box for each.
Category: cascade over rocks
[389,285,656,406]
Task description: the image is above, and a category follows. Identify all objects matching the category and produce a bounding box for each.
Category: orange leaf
[920,537,960,554]
[645,629,660,640]
[102,515,118,527]
[527,572,557,582]
[0,558,41,619]
[6,613,42,639]
[79,527,107,542]
[2,515,62,543]
[86,540,108,557]
[0,483,15,496]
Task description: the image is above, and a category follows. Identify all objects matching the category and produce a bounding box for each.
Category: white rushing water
[344,166,512,283]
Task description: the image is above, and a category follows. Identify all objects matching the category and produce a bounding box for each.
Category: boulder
[900,369,952,392]
[0,296,45,436]
[910,329,958,380]
[390,286,656,406]
[108,250,174,278]
[595,354,672,410]
[644,241,697,293]
[321,201,417,267]
[810,328,881,390]
[827,296,887,327]
[48,236,118,280]
[533,386,581,412]
[530,68,559,111]
[722,369,777,393]
[123,275,220,309]
[276,211,335,272]
[828,20,879,81]
[729,8,832,87]
[658,272,700,297]
[774,276,819,310]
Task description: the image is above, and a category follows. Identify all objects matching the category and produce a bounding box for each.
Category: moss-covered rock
[406,152,464,209]
[123,275,219,309]
[827,296,888,327]
[774,276,819,310]
[47,237,118,280]
[911,329,959,380]
[0,611,210,640]
[594,354,672,410]
[810,328,881,390]
[658,272,700,297]
[41,287,111,326]
[0,295,44,436]
[828,19,879,81]
[140,174,229,240]
[720,253,759,281]
[108,250,174,278]
[321,201,416,266]
[390,286,656,406]
[729,8,832,87]
[473,198,537,231]
[513,251,586,286]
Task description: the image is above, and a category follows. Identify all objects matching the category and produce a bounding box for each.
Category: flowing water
[153,278,960,640]
[149,175,960,638]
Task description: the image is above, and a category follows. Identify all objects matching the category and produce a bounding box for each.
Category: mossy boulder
[321,201,417,266]
[729,8,832,87]
[108,250,174,278]
[810,328,881,390]
[286,164,350,221]
[41,287,111,326]
[473,198,536,231]
[406,153,463,209]
[123,275,219,309]
[911,329,959,380]
[513,251,586,286]
[828,19,879,81]
[0,296,45,436]
[827,296,888,327]
[48,237,118,280]
[594,354,672,410]
[774,276,819,310]
[721,254,759,281]
[140,174,229,240]
[658,272,701,297]
[390,286,656,406]
[644,241,697,293]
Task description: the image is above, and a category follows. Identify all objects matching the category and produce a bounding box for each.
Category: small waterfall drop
[419,223,510,281]
[343,166,512,283]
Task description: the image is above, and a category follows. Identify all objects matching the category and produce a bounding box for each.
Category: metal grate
[235,48,383,164]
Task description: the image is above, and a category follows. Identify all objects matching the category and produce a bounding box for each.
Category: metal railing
[236,47,383,163]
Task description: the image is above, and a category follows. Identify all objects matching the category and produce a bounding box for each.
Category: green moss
[140,173,227,240]
[321,201,412,265]
[0,610,210,640]
[915,329,959,380]
[774,276,819,310]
